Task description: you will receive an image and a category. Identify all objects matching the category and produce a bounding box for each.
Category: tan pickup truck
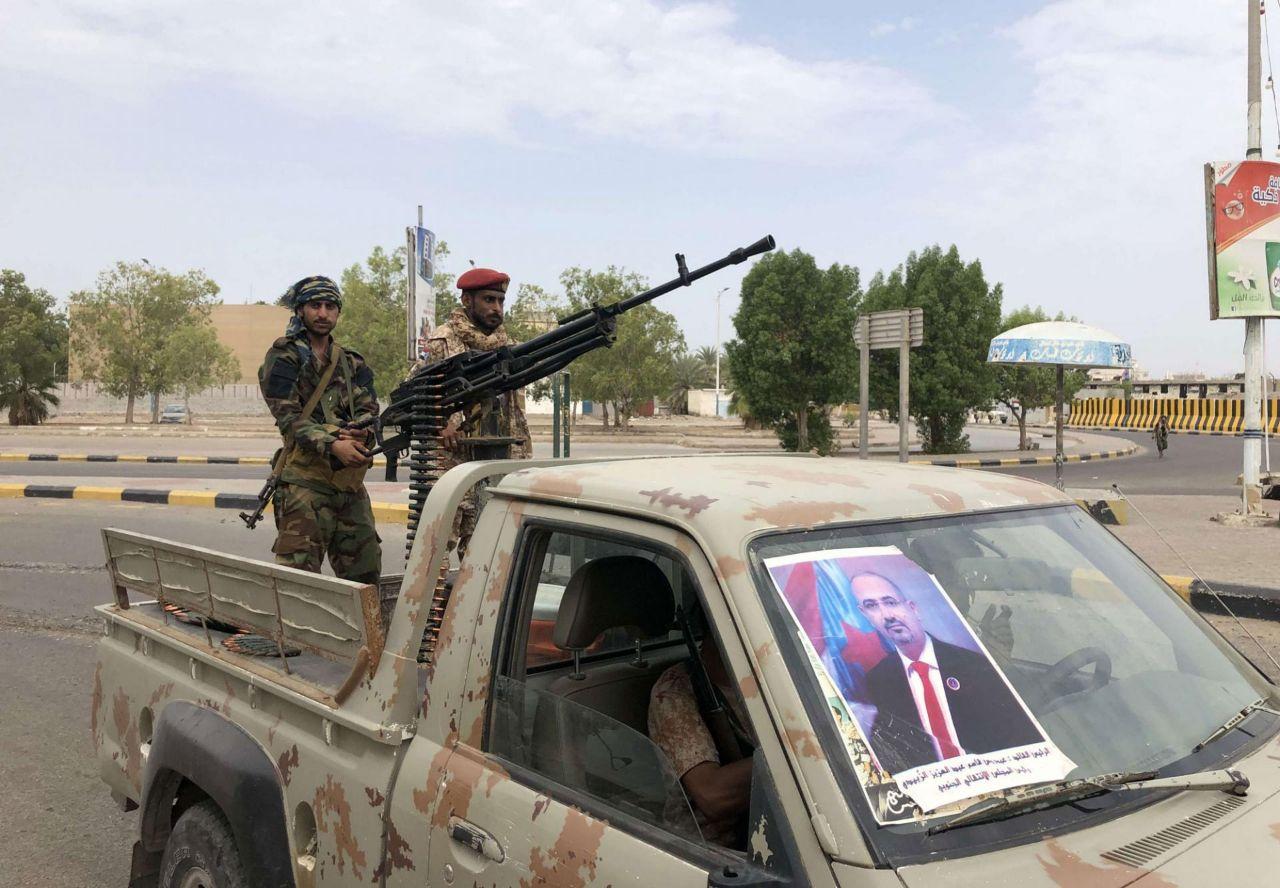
[95,454,1280,887]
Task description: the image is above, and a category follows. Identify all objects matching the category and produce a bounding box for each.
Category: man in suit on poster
[850,571,1042,773]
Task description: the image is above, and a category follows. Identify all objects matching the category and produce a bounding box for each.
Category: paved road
[0,499,408,632]
[993,430,1248,495]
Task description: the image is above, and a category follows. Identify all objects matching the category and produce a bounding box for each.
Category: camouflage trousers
[272,483,381,585]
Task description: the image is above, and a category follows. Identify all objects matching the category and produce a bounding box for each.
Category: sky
[2,0,1278,377]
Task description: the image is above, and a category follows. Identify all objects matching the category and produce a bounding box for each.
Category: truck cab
[95,454,1280,886]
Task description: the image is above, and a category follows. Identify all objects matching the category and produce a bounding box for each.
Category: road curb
[1162,575,1280,621]
[0,482,410,523]
[911,443,1138,468]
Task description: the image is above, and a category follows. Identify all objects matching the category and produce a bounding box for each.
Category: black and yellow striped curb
[0,483,409,523]
[1163,575,1280,621]
[0,452,398,466]
[910,443,1138,469]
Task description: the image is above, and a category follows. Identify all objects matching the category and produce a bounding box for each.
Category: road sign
[856,309,925,463]
[855,308,924,349]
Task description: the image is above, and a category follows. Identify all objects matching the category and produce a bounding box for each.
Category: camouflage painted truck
[94,453,1280,887]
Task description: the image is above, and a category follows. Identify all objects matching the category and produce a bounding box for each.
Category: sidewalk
[1111,494,1280,600]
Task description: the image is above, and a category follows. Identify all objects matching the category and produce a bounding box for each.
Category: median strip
[0,482,410,523]
[911,443,1138,468]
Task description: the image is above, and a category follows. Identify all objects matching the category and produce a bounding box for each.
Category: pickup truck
[95,453,1280,887]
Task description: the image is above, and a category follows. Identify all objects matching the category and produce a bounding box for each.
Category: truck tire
[158,800,249,888]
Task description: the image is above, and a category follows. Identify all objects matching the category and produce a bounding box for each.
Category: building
[1078,374,1277,400]
[212,304,292,383]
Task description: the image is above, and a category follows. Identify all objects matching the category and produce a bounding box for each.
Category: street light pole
[716,287,727,418]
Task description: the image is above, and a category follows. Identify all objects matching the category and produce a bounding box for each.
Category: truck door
[416,503,813,887]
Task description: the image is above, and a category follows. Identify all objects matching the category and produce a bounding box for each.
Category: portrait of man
[850,570,1042,773]
[767,546,1050,778]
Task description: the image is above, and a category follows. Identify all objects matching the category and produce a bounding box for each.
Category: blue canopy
[987,321,1133,369]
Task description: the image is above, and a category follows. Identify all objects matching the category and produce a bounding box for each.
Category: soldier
[258,276,382,585]
[417,267,532,554]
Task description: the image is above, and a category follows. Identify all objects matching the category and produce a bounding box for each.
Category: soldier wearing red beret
[416,266,532,554]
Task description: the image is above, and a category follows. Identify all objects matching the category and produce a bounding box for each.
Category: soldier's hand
[331,437,372,468]
[440,420,462,451]
[338,426,370,443]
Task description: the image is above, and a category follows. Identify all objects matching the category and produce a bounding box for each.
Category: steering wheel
[1042,646,1112,703]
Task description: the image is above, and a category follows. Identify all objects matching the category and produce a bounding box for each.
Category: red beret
[457,267,510,292]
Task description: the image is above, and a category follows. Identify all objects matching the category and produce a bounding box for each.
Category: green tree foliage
[0,270,66,425]
[725,248,860,453]
[504,282,567,401]
[862,245,1002,454]
[340,245,411,398]
[668,352,713,415]
[159,325,241,418]
[993,306,1089,450]
[70,262,221,423]
[431,240,461,328]
[560,266,684,428]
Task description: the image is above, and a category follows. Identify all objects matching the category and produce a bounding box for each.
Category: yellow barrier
[1068,396,1277,434]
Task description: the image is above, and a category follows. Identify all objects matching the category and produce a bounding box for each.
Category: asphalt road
[993,430,1247,495]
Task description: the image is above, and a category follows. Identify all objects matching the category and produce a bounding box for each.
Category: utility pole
[715,287,727,417]
[1244,0,1265,512]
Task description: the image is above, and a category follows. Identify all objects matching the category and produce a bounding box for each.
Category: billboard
[1207,160,1280,319]
[406,225,438,360]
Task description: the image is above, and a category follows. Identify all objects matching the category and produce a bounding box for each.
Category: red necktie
[910,660,961,760]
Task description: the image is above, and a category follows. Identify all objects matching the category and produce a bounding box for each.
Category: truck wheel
[158,799,249,888]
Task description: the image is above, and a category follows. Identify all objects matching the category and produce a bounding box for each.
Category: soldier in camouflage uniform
[414,267,532,554]
[258,276,382,585]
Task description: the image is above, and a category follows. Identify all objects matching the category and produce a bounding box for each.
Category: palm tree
[667,353,713,415]
[1,368,60,425]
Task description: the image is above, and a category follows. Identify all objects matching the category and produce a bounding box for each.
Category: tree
[726,248,860,453]
[0,270,66,425]
[668,352,713,415]
[159,325,241,419]
[340,245,412,398]
[431,240,461,328]
[993,306,1089,450]
[70,262,220,423]
[559,266,684,428]
[862,245,1002,454]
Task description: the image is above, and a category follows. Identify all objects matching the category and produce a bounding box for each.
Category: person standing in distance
[258,276,382,585]
[415,267,532,554]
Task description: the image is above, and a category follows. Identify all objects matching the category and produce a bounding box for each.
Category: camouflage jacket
[415,308,532,461]
[259,334,379,492]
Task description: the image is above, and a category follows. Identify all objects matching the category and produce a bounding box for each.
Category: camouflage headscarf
[279,276,342,337]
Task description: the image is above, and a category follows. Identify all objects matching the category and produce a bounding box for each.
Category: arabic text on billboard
[1207,160,1280,319]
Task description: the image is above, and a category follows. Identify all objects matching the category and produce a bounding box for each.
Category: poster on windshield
[763,546,1075,816]
[1206,160,1280,319]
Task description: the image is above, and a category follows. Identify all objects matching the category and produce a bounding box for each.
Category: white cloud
[925,0,1256,373]
[0,0,946,161]
[870,16,918,38]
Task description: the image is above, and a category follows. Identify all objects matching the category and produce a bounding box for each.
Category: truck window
[489,527,705,841]
[521,530,684,671]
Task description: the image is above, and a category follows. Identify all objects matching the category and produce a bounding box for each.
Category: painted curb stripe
[73,486,127,501]
[0,481,409,522]
[0,452,323,466]
[908,444,1136,468]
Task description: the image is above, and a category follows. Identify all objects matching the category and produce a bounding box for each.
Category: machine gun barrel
[383,235,775,562]
[382,234,775,421]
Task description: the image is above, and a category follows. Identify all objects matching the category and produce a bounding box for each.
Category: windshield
[749,505,1274,858]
